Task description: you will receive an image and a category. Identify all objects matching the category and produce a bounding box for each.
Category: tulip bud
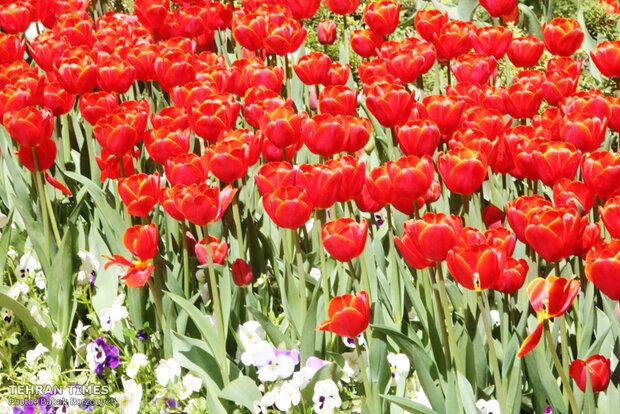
[232,258,253,287]
[318,19,337,45]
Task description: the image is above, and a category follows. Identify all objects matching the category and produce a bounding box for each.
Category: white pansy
[16,252,41,278]
[34,272,46,289]
[126,353,148,378]
[312,379,341,414]
[51,332,63,350]
[8,281,29,300]
[156,358,181,386]
[179,373,202,400]
[30,305,47,327]
[490,310,500,326]
[113,378,143,414]
[342,334,365,348]
[253,400,268,414]
[274,381,301,411]
[254,347,299,382]
[98,294,129,331]
[0,213,7,228]
[239,321,266,349]
[26,344,49,365]
[7,248,17,260]
[78,251,100,274]
[341,352,361,383]
[2,309,13,324]
[387,352,410,382]
[476,399,502,414]
[310,267,321,281]
[37,368,52,385]
[241,340,272,366]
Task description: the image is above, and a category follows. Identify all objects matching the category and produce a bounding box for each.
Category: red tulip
[324,0,361,15]
[153,48,196,92]
[581,151,620,200]
[0,33,25,64]
[144,126,190,165]
[562,90,611,121]
[585,240,620,300]
[3,106,53,148]
[160,187,184,221]
[570,355,611,393]
[316,291,370,338]
[0,2,32,34]
[262,185,313,229]
[322,218,368,262]
[95,54,137,94]
[254,162,297,196]
[232,258,253,287]
[42,81,75,117]
[590,40,620,78]
[188,93,241,143]
[325,156,366,203]
[319,85,357,117]
[414,9,448,43]
[471,25,513,60]
[434,20,473,63]
[517,276,580,357]
[422,95,465,136]
[318,19,337,45]
[450,53,497,85]
[547,56,583,80]
[600,196,620,239]
[260,106,307,150]
[395,213,463,266]
[297,164,342,210]
[494,257,528,294]
[478,0,517,17]
[350,29,383,58]
[503,81,543,120]
[205,138,251,183]
[285,0,321,20]
[505,195,553,243]
[134,0,169,28]
[363,1,400,36]
[447,243,506,291]
[55,51,97,95]
[195,235,228,265]
[437,147,487,195]
[265,19,307,56]
[123,223,158,262]
[293,52,331,86]
[232,13,269,52]
[543,18,584,57]
[395,119,441,157]
[553,178,596,214]
[302,113,346,157]
[524,206,587,262]
[507,36,544,68]
[172,183,236,226]
[117,173,161,218]
[16,138,56,173]
[365,81,414,128]
[561,113,607,153]
[79,92,119,126]
[532,141,581,187]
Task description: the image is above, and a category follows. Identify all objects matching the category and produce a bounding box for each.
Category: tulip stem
[436,262,464,374]
[429,267,452,372]
[294,230,307,323]
[315,211,330,300]
[462,194,469,218]
[478,293,506,413]
[203,224,229,385]
[544,321,579,414]
[232,197,245,259]
[40,173,62,246]
[33,167,50,253]
[181,222,190,298]
[355,337,373,412]
[147,278,166,331]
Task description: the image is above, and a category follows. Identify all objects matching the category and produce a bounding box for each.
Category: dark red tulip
[570,355,611,393]
[231,258,253,287]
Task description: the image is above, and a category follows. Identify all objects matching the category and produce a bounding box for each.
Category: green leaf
[165,291,220,359]
[456,372,479,413]
[372,324,446,414]
[47,224,78,342]
[381,394,437,414]
[0,287,52,348]
[518,4,543,40]
[247,305,292,349]
[219,376,261,412]
[0,213,13,285]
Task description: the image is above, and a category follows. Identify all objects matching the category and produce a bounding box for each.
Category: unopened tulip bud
[232,259,253,287]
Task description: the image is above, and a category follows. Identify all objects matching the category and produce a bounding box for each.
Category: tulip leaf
[0,212,13,285]
[518,4,543,40]
[0,287,53,349]
[300,280,321,364]
[219,376,262,412]
[380,394,437,414]
[372,324,446,414]
[248,305,293,349]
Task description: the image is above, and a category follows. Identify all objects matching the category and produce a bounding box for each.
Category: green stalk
[181,222,190,298]
[314,211,330,300]
[544,322,579,414]
[40,172,62,245]
[436,263,464,373]
[478,293,506,413]
[147,278,166,331]
[355,337,373,412]
[429,267,451,372]
[204,224,229,385]
[232,196,245,259]
[293,230,307,323]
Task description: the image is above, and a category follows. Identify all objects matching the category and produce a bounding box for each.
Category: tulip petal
[517,321,544,357]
